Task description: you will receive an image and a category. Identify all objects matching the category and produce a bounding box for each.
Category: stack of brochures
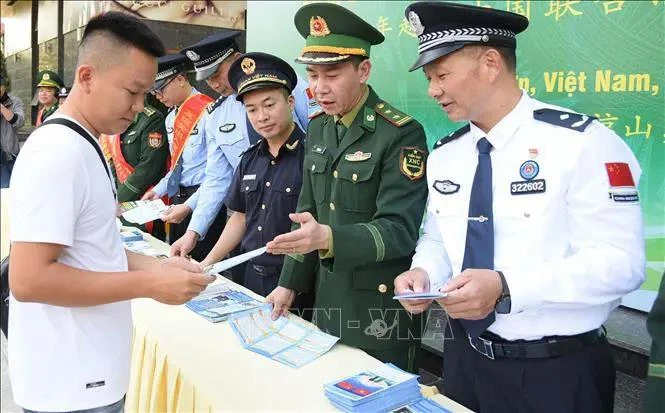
[185,284,264,322]
[324,363,449,412]
[229,305,339,368]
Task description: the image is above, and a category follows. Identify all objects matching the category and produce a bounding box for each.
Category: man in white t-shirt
[8,12,214,413]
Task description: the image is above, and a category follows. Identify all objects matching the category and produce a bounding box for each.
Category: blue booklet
[185,284,264,323]
[229,305,339,368]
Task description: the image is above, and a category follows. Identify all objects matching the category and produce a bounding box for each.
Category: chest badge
[148,132,163,148]
[519,160,539,180]
[345,151,372,162]
[219,123,236,133]
[433,180,460,195]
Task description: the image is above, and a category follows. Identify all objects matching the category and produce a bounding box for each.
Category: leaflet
[120,199,169,224]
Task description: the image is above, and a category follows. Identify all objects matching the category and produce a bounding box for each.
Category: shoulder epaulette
[143,106,157,117]
[433,124,470,149]
[308,109,325,120]
[533,108,596,132]
[239,139,261,158]
[375,102,413,127]
[207,95,226,114]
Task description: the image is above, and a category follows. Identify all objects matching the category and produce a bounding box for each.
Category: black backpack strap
[40,118,116,199]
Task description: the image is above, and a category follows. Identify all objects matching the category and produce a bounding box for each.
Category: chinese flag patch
[605,162,635,187]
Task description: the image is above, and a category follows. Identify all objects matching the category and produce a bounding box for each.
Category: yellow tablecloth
[127,233,472,412]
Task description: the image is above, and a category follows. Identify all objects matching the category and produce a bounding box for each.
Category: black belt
[251,264,281,277]
[176,185,200,198]
[468,328,604,360]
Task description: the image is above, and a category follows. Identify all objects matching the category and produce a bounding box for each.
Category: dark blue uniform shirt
[225,125,305,267]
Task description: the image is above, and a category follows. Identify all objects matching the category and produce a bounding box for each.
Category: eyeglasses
[149,75,177,97]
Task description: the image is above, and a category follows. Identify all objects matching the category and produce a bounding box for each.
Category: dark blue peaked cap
[228,52,298,101]
[180,31,243,81]
[405,2,528,71]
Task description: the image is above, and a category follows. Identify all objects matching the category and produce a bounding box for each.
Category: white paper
[120,200,169,224]
[203,246,267,275]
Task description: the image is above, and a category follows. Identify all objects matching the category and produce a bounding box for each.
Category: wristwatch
[495,270,511,314]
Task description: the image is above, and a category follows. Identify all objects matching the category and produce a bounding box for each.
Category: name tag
[243,174,256,180]
[510,179,546,195]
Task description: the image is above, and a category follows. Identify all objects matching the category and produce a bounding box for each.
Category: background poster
[247,0,664,312]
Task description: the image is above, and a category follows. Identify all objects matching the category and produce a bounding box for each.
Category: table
[0,189,471,412]
[126,232,471,412]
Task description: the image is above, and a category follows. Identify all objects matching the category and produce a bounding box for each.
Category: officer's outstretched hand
[170,230,200,257]
[161,204,192,224]
[437,269,502,320]
[141,190,159,201]
[394,268,433,314]
[266,212,330,255]
[266,286,296,320]
[147,259,214,305]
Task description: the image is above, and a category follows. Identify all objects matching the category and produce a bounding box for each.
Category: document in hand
[185,283,265,323]
[120,199,169,224]
[203,247,268,276]
[229,305,339,368]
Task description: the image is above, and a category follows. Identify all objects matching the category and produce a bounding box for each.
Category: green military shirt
[111,106,169,202]
[40,103,58,124]
[278,86,428,355]
[645,274,665,412]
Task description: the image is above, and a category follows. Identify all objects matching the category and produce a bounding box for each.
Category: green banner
[247,0,664,310]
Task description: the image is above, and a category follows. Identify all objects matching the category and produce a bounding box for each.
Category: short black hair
[81,11,165,58]
[494,46,516,73]
[348,55,369,69]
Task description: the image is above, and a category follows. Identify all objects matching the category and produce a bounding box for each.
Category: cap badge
[408,11,424,36]
[241,58,256,75]
[43,73,50,80]
[185,50,200,62]
[310,16,331,37]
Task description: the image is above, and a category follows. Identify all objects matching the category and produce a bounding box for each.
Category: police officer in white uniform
[395,3,645,412]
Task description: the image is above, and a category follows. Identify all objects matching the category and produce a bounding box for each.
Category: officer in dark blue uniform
[200,52,313,312]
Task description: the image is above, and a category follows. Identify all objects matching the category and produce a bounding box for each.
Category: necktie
[336,121,346,143]
[459,137,496,339]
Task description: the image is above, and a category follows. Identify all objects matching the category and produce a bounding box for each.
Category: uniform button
[352,173,358,181]
[378,284,388,293]
[311,164,316,171]
[258,226,263,231]
[261,204,266,210]
[329,202,335,211]
[245,186,249,191]
[271,160,276,165]
[333,170,338,178]
[266,182,271,187]
[286,187,291,193]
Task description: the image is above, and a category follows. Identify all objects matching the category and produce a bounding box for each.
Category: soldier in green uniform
[35,70,63,126]
[108,104,169,202]
[266,3,428,372]
[103,101,169,238]
[645,273,665,413]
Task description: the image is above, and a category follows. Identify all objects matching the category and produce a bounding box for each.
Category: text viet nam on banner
[247,0,664,312]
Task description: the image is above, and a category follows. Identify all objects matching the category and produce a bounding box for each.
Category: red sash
[169,93,213,171]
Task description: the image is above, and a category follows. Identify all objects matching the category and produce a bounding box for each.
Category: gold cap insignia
[241,58,256,75]
[44,73,50,80]
[310,16,331,37]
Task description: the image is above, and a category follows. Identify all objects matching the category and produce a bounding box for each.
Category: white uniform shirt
[411,92,645,340]
[9,115,131,411]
